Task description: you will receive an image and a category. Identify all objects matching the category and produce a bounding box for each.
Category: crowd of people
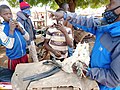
[0,0,120,90]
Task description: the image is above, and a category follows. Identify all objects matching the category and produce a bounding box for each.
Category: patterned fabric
[64,12,120,90]
[0,24,15,49]
[46,27,73,59]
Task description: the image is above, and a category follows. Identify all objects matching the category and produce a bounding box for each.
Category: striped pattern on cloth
[46,27,73,59]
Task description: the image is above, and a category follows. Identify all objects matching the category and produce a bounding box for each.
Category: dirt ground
[0,46,8,68]
[0,35,49,68]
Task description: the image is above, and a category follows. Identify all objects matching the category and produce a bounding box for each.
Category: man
[17,0,39,62]
[60,3,74,57]
[44,8,73,62]
[60,3,70,11]
[49,0,120,89]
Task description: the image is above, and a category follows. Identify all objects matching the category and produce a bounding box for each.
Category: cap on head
[19,0,30,10]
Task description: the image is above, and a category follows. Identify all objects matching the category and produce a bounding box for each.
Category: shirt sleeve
[64,11,101,35]
[0,25,15,49]
[86,43,120,88]
[18,22,30,41]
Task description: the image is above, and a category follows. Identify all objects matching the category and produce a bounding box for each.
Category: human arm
[55,24,73,47]
[0,25,14,49]
[16,22,30,41]
[64,12,101,34]
[44,39,61,57]
[87,44,120,88]
[49,11,101,35]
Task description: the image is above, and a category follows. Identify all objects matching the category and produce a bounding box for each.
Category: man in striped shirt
[44,8,73,61]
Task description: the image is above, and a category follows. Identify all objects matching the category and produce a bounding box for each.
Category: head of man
[103,0,120,24]
[0,5,12,22]
[55,8,65,24]
[19,0,31,17]
[60,3,70,11]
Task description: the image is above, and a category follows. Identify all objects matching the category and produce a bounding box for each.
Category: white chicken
[58,42,90,76]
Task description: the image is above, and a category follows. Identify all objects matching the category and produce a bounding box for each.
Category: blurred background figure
[17,0,39,62]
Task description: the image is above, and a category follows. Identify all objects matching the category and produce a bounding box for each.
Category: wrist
[9,30,14,37]
[52,50,57,54]
[9,29,14,35]
[10,28,14,31]
[63,30,68,36]
[19,27,25,34]
[21,31,25,35]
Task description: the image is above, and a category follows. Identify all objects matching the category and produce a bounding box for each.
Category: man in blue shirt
[49,0,120,89]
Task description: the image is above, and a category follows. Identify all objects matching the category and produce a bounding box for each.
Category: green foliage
[6,0,19,7]
[77,0,109,9]
[49,1,59,9]
[6,0,109,9]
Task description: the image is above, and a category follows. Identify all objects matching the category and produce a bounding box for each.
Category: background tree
[6,0,109,12]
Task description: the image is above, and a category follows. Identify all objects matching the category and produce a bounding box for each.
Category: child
[0,5,29,71]
[44,8,73,61]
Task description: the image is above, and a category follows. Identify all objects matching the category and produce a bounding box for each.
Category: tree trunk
[68,0,76,12]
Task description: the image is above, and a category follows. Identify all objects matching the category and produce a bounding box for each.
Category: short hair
[56,8,65,12]
[60,3,68,9]
[0,5,10,14]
